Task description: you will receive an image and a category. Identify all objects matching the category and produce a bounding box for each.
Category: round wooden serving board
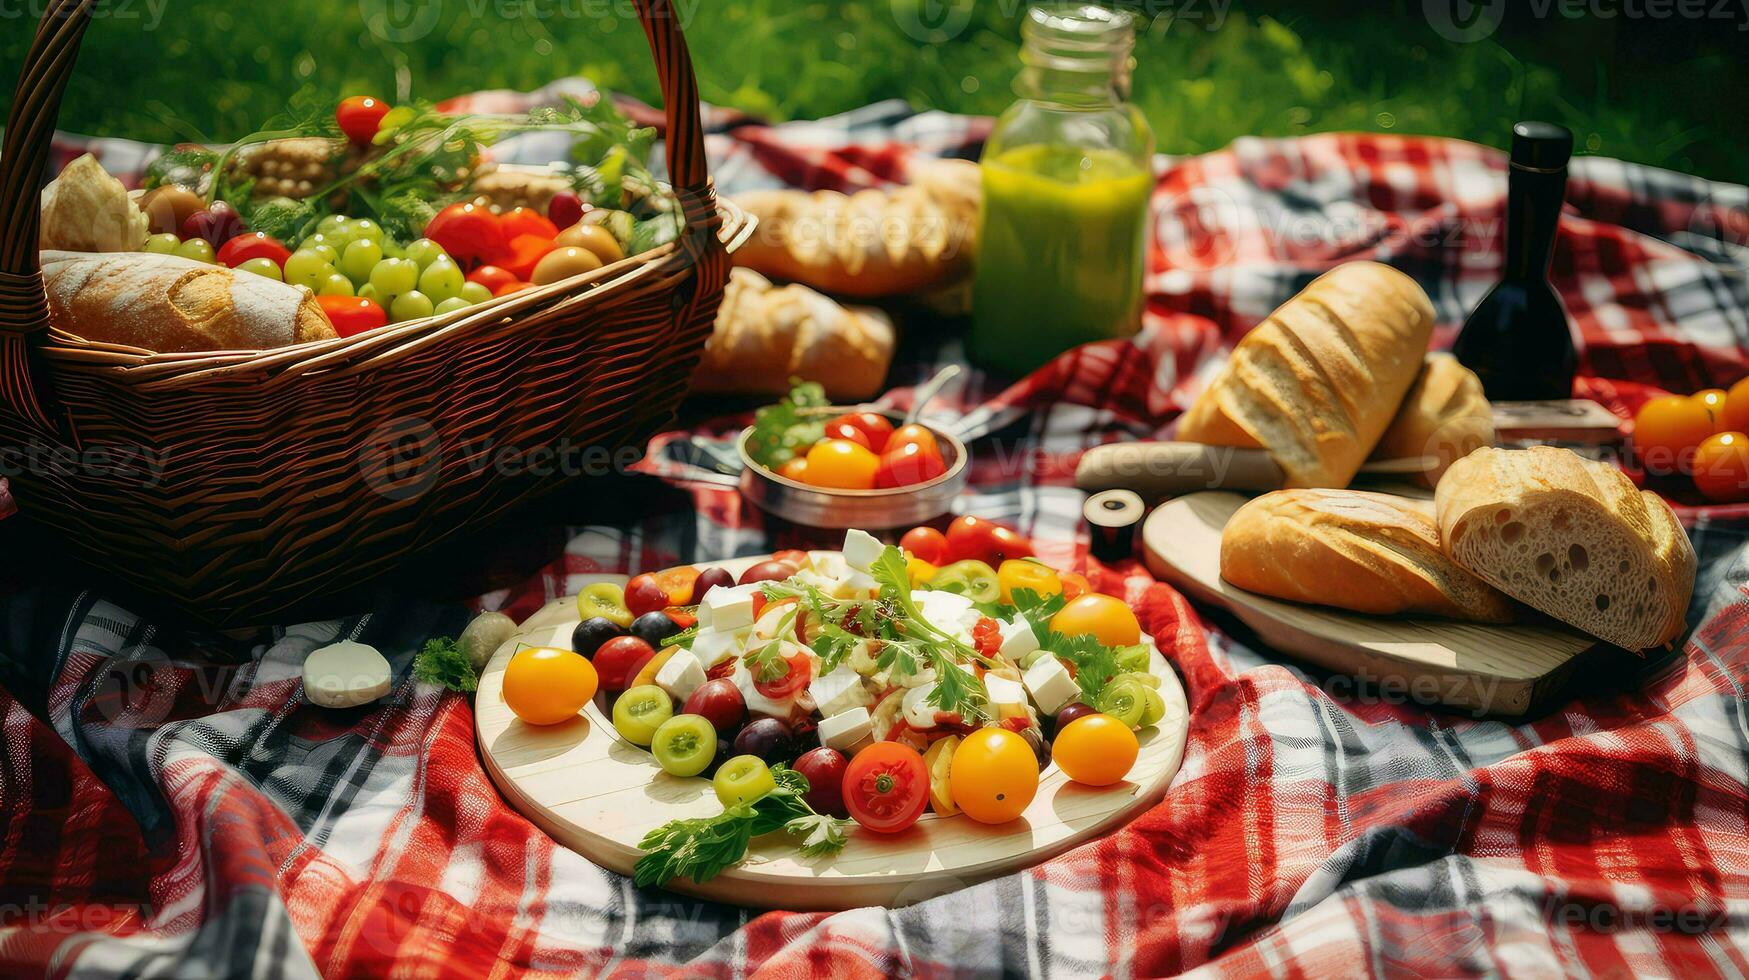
[476,553,1190,910]
[1142,491,1598,717]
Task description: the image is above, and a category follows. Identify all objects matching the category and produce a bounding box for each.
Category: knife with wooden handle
[1074,442,1433,499]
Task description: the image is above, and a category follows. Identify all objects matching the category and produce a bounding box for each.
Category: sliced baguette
[1220,489,1518,622]
[1371,353,1494,489]
[1435,446,1695,650]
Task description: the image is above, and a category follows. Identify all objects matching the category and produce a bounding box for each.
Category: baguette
[1372,353,1494,488]
[42,250,337,353]
[1436,446,1695,650]
[1177,262,1435,488]
[1221,489,1518,622]
[690,268,895,400]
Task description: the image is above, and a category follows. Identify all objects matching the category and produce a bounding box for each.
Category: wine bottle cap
[1510,121,1573,172]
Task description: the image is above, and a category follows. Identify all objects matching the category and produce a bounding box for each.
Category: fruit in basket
[173,238,216,263]
[216,232,292,270]
[612,684,675,746]
[803,439,881,490]
[593,636,657,692]
[460,282,493,304]
[713,755,777,807]
[468,265,518,292]
[316,295,388,337]
[435,297,470,315]
[1050,594,1141,647]
[368,257,418,296]
[389,291,435,323]
[843,742,929,833]
[284,251,334,290]
[548,191,585,231]
[531,246,603,285]
[142,233,180,254]
[949,728,1038,824]
[495,281,535,298]
[317,273,355,297]
[875,441,947,488]
[501,234,557,280]
[336,95,392,146]
[1725,377,1749,434]
[180,202,245,249]
[556,222,625,264]
[502,647,598,726]
[571,617,628,659]
[138,185,205,236]
[944,516,1034,566]
[419,257,466,303]
[683,678,746,735]
[425,202,508,266]
[339,239,384,282]
[1693,431,1749,502]
[501,206,560,241]
[236,258,283,282]
[794,747,850,818]
[402,238,447,269]
[650,714,718,777]
[1052,713,1138,786]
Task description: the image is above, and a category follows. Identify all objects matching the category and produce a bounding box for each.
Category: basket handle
[0,0,724,431]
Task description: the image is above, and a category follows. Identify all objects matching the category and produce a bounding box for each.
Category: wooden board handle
[1075,442,1286,499]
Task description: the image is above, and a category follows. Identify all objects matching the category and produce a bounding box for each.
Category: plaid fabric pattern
[2,81,1748,977]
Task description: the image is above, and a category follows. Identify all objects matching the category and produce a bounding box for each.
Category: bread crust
[1220,488,1518,622]
[1436,446,1695,650]
[690,268,895,400]
[1373,353,1494,488]
[1178,262,1435,487]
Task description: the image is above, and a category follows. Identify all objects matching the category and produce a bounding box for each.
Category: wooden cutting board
[1141,492,1598,717]
[475,553,1192,911]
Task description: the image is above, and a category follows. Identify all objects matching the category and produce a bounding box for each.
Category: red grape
[682,678,746,735]
[794,747,849,817]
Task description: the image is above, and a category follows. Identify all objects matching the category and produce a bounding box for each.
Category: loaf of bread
[1436,446,1695,650]
[1177,262,1436,488]
[1221,489,1518,622]
[42,251,337,352]
[730,158,980,298]
[690,267,895,400]
[1372,353,1494,488]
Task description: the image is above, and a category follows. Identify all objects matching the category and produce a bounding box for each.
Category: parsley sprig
[634,764,848,887]
[744,382,830,469]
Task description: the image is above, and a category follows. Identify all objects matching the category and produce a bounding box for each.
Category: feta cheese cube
[840,569,879,597]
[1023,655,1080,716]
[901,684,941,728]
[809,665,872,718]
[654,649,706,702]
[817,707,873,752]
[841,529,885,572]
[700,584,757,632]
[984,674,1027,712]
[998,617,1038,661]
[690,627,744,667]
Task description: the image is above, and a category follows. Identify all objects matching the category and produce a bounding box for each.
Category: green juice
[969,144,1153,376]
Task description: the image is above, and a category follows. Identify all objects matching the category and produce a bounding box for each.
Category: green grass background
[4,0,1743,180]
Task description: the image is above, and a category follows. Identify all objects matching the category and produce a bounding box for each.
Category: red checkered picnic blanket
[2,79,1748,977]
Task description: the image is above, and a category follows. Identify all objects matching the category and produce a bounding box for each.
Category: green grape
[173,239,216,263]
[300,234,341,260]
[339,239,384,283]
[434,296,472,315]
[317,273,355,296]
[284,251,332,288]
[403,237,448,269]
[368,257,417,297]
[459,281,493,304]
[357,283,381,302]
[143,233,180,254]
[316,214,351,236]
[390,290,435,322]
[236,257,283,281]
[417,257,464,303]
[348,218,383,243]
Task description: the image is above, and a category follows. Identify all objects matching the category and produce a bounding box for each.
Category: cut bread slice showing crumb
[1436,446,1695,650]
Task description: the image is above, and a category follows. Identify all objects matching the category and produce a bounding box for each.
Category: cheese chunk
[701,584,757,632]
[1023,655,1079,715]
[817,707,873,752]
[841,529,885,572]
[690,627,744,667]
[303,641,392,708]
[984,674,1027,713]
[810,665,872,718]
[655,649,706,702]
[998,617,1038,661]
[840,569,879,598]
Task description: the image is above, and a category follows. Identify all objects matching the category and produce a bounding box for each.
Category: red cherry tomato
[336,95,392,146]
[493,281,535,298]
[821,420,873,451]
[772,549,811,568]
[843,742,929,833]
[794,747,850,817]
[887,423,939,457]
[900,526,948,564]
[626,567,699,614]
[216,232,291,270]
[682,677,746,735]
[753,651,812,700]
[875,441,948,488]
[316,295,388,337]
[592,636,656,692]
[944,516,1034,565]
[467,265,518,292]
[501,233,559,281]
[500,206,560,241]
[425,202,508,267]
[826,412,895,453]
[547,191,585,231]
[775,457,810,482]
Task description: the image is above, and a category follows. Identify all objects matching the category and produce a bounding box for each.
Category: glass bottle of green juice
[969,4,1154,377]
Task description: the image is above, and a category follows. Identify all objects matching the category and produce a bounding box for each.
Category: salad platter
[475,531,1189,910]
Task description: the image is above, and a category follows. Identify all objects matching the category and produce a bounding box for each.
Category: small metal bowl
[738,409,967,529]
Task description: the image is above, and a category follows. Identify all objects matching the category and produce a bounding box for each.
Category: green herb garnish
[744,381,830,469]
[634,764,848,887]
[412,637,478,693]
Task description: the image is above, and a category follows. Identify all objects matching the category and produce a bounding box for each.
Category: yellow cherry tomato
[950,728,1039,824]
[1049,593,1141,647]
[1696,388,1730,429]
[803,438,881,490]
[997,558,1062,605]
[907,557,939,588]
[1633,394,1713,476]
[1052,713,1139,786]
[502,647,598,725]
[923,734,960,816]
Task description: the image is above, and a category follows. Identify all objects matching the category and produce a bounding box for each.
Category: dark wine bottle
[1451,121,1578,401]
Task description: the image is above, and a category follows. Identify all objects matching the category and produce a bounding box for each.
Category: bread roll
[1436,446,1695,650]
[691,268,894,400]
[1177,262,1435,488]
[41,250,337,353]
[1221,489,1517,622]
[1372,353,1494,488]
[38,154,149,253]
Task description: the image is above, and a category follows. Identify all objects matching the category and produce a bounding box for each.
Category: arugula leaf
[1008,588,1067,632]
[744,382,830,469]
[412,638,478,693]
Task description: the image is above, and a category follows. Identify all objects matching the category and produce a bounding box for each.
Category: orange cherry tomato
[424,201,508,266]
[1634,394,1714,476]
[803,439,881,490]
[875,441,948,488]
[500,206,560,241]
[900,526,948,564]
[1050,593,1141,647]
[949,728,1039,824]
[502,647,598,725]
[1052,713,1139,786]
[1696,388,1730,429]
[1693,431,1749,502]
[887,423,939,458]
[336,95,391,146]
[827,412,895,453]
[997,559,1062,605]
[316,295,388,337]
[1723,377,1749,434]
[467,265,518,292]
[776,457,810,482]
[1059,572,1093,600]
[493,281,535,297]
[502,233,559,281]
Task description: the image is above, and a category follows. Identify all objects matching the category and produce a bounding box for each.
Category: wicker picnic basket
[0,0,749,628]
